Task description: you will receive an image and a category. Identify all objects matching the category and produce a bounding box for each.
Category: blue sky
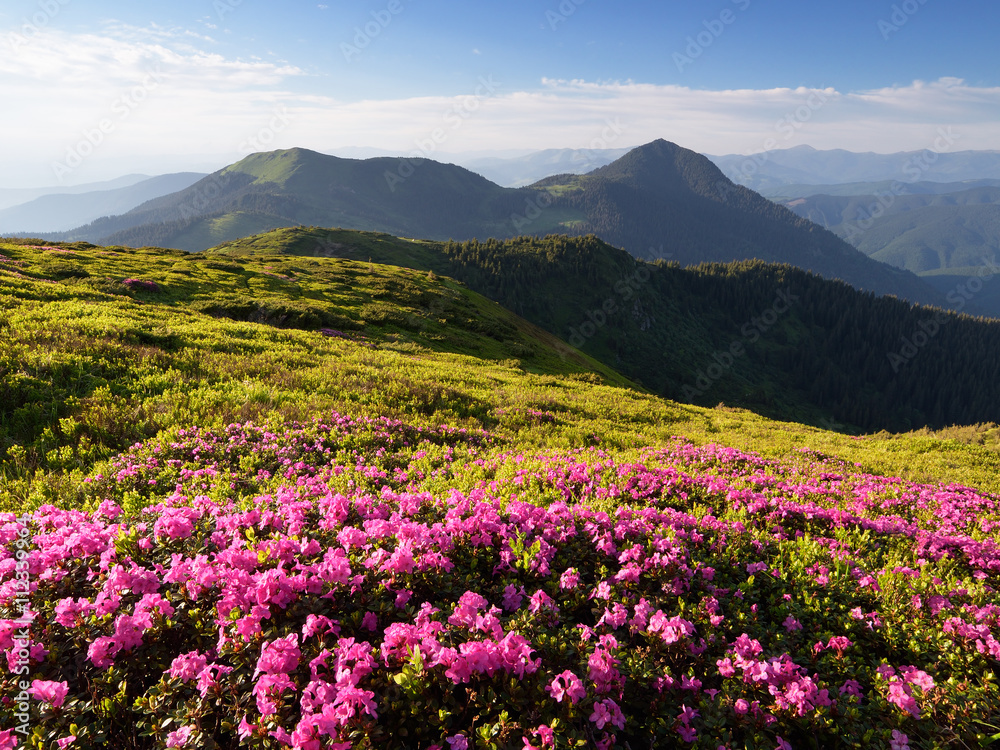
[2,0,998,186]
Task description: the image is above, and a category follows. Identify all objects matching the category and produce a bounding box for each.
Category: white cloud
[1,23,997,187]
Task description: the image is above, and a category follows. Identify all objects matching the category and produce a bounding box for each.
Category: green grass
[3,238,1000,516]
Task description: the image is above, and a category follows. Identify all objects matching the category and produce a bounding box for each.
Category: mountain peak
[590,139,731,199]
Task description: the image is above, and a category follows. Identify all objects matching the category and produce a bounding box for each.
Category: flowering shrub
[1,413,999,748]
[122,278,162,293]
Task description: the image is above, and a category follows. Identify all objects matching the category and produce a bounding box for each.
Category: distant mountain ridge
[42,140,944,307]
[708,144,1000,192]
[0,173,206,233]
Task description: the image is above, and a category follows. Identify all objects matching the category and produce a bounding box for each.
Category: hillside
[782,188,1000,271]
[3,237,1000,748]
[779,186,1000,317]
[50,148,564,250]
[529,140,941,306]
[48,142,942,307]
[209,228,1000,433]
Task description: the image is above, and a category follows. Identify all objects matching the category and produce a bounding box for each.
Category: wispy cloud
[1,24,997,186]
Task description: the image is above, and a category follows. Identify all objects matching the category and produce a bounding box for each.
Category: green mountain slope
[50,142,942,307]
[781,186,1000,315]
[4,237,1000,513]
[530,140,941,306]
[209,227,1000,434]
[54,148,577,250]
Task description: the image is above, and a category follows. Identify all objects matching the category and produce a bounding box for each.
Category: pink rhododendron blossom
[546,670,586,704]
[255,633,300,677]
[165,725,195,748]
[30,680,69,708]
[782,616,801,632]
[890,730,910,750]
[168,651,208,681]
[87,636,116,668]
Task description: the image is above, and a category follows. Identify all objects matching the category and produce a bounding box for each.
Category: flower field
[2,413,998,749]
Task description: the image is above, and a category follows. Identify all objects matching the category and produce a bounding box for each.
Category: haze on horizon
[1,0,998,188]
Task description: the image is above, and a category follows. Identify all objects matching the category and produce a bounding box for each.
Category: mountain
[48,148,561,250]
[708,144,1000,192]
[530,140,942,305]
[46,141,942,306]
[760,178,1000,201]
[783,186,1000,269]
[0,172,206,233]
[777,183,1000,317]
[0,174,153,211]
[208,227,1000,433]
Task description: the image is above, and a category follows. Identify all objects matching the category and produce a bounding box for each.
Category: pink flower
[826,635,852,656]
[589,700,612,729]
[677,725,697,742]
[165,725,195,748]
[839,679,862,697]
[56,736,77,749]
[87,636,116,668]
[775,737,792,750]
[678,704,699,724]
[0,729,16,750]
[446,735,468,750]
[30,680,69,708]
[546,670,586,704]
[531,725,554,748]
[168,651,208,682]
[887,681,920,718]
[899,666,935,691]
[890,730,910,750]
[502,584,524,611]
[734,698,749,714]
[255,633,300,677]
[717,658,736,677]
[782,616,802,632]
[154,508,195,540]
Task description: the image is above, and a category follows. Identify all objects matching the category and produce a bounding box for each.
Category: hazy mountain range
[0,173,205,233]
[708,143,1000,192]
